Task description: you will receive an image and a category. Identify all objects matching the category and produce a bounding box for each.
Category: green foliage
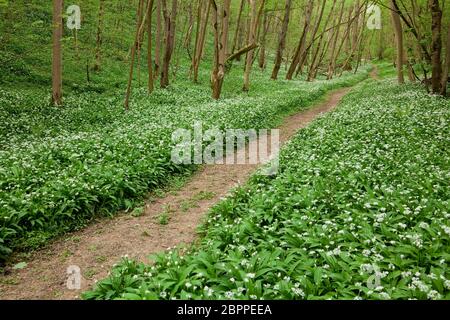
[84,80,450,300]
[0,56,370,261]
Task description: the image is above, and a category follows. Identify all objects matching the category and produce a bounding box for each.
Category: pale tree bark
[52,0,63,106]
[271,0,292,80]
[147,0,155,93]
[160,0,178,88]
[93,0,105,71]
[210,0,231,100]
[429,0,442,94]
[390,0,405,84]
[441,24,450,96]
[243,0,264,90]
[286,0,313,80]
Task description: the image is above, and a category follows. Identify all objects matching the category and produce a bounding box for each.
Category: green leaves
[85,79,449,300]
[0,60,371,261]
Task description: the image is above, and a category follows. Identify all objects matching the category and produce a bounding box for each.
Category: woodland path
[0,69,378,299]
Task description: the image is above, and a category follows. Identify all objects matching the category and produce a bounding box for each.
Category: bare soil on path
[0,86,353,300]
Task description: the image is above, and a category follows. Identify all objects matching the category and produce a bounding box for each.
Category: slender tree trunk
[286,0,313,80]
[295,0,326,77]
[52,0,63,106]
[405,35,416,82]
[351,0,361,56]
[334,6,355,74]
[137,0,144,86]
[258,9,269,69]
[391,0,431,64]
[441,24,450,96]
[390,0,405,84]
[190,0,202,78]
[327,0,345,79]
[147,0,155,93]
[125,0,149,109]
[430,0,442,94]
[93,0,105,71]
[193,0,211,83]
[377,28,384,60]
[243,0,263,90]
[307,0,337,81]
[353,2,368,73]
[271,0,292,80]
[155,0,162,78]
[232,0,245,54]
[342,1,362,71]
[160,0,178,88]
[184,1,195,48]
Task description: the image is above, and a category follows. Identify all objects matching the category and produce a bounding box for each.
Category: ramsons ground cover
[84,79,450,300]
[0,66,370,260]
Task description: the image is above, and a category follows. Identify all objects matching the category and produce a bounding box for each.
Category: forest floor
[0,69,378,300]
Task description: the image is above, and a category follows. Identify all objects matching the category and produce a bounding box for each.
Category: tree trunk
[377,28,384,60]
[192,0,211,83]
[52,0,63,106]
[391,0,432,64]
[353,2,368,73]
[93,0,105,71]
[327,0,345,79]
[243,0,263,90]
[125,0,149,109]
[286,0,313,80]
[271,0,292,80]
[190,0,202,78]
[137,0,145,86]
[307,0,337,81]
[184,1,195,48]
[430,0,442,94]
[155,0,162,78]
[441,24,450,96]
[211,0,231,100]
[160,0,178,88]
[295,0,326,77]
[231,0,245,55]
[390,0,405,84]
[147,0,155,93]
[258,9,269,69]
